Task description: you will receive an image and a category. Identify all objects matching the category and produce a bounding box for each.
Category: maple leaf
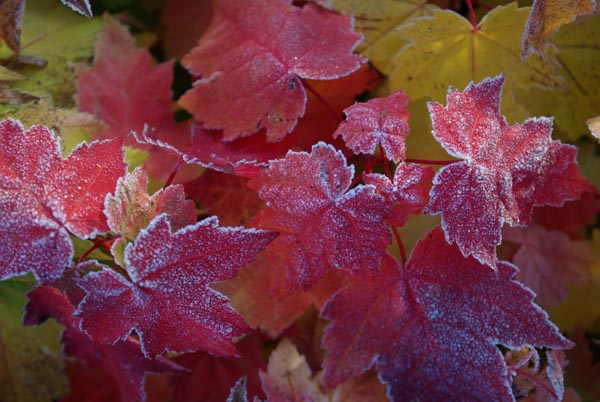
[24,283,183,402]
[181,126,292,174]
[389,3,566,124]
[518,12,600,140]
[532,195,600,236]
[326,0,438,74]
[171,333,266,402]
[502,224,597,307]
[105,166,196,263]
[184,169,263,227]
[259,338,391,402]
[247,142,391,295]
[179,0,364,142]
[214,252,344,336]
[0,0,24,54]
[320,228,573,401]
[0,118,126,283]
[0,0,100,106]
[288,63,380,150]
[4,98,108,155]
[363,163,434,227]
[259,338,328,402]
[522,0,596,59]
[424,74,593,268]
[76,14,179,143]
[74,214,276,357]
[333,90,410,162]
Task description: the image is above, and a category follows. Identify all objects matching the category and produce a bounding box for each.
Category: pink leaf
[215,252,345,337]
[171,333,266,402]
[76,15,178,142]
[364,163,434,227]
[334,90,410,162]
[24,284,183,402]
[321,227,573,401]
[0,118,125,283]
[179,0,364,141]
[425,74,594,268]
[184,169,263,227]
[503,224,597,307]
[248,142,391,296]
[74,214,276,357]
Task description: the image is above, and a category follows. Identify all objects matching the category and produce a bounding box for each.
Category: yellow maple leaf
[329,0,438,74]
[389,3,565,124]
[517,13,600,141]
[522,0,597,59]
[587,115,600,141]
[0,0,100,106]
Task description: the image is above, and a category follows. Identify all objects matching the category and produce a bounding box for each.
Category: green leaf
[0,0,100,106]
[0,281,68,402]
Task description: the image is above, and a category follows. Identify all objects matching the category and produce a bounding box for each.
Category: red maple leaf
[502,224,597,307]
[74,215,276,357]
[248,142,391,296]
[0,119,125,283]
[184,169,263,227]
[179,0,364,142]
[76,15,178,143]
[215,252,344,336]
[24,284,183,402]
[76,15,195,184]
[320,227,573,401]
[333,90,410,162]
[532,195,600,236]
[425,74,594,268]
[363,163,434,227]
[171,333,266,402]
[76,14,176,142]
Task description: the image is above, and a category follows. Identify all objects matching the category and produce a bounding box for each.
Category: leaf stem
[301,78,342,124]
[464,0,478,30]
[77,235,120,264]
[392,226,407,267]
[164,158,183,188]
[405,158,456,166]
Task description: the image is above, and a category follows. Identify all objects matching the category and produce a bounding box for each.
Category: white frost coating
[78,210,274,357]
[59,0,92,17]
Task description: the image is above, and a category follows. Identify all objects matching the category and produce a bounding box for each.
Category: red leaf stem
[391,225,407,266]
[464,0,478,30]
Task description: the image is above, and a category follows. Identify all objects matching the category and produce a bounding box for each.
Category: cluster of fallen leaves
[0,0,599,401]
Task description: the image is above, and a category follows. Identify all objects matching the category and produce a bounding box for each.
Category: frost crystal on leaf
[179,0,364,141]
[320,227,573,401]
[74,214,276,357]
[0,118,125,283]
[425,74,594,268]
[248,142,391,296]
